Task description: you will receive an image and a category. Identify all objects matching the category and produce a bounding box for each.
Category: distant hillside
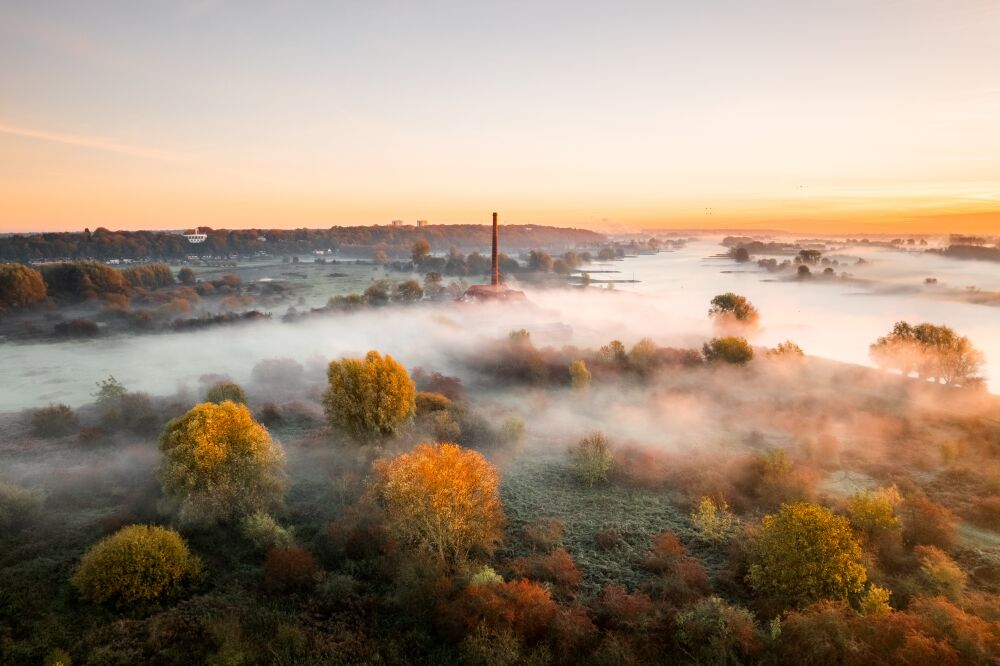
[0,224,605,262]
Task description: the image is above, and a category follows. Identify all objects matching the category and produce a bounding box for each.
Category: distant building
[417,220,429,227]
[391,220,404,227]
[463,212,526,302]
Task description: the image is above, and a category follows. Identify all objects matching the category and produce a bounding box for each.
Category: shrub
[901,494,957,551]
[505,548,583,592]
[54,319,100,337]
[523,517,565,553]
[0,262,47,310]
[158,401,287,526]
[591,584,658,632]
[859,584,892,616]
[675,597,762,665]
[324,350,416,443]
[40,261,130,301]
[71,525,201,605]
[30,403,79,438]
[122,263,174,289]
[460,623,524,666]
[445,579,557,642]
[641,532,711,603]
[767,340,804,358]
[691,496,736,543]
[415,391,451,414]
[205,381,247,405]
[749,503,867,609]
[914,545,967,601]
[469,565,504,587]
[262,547,318,593]
[370,442,504,566]
[848,485,902,541]
[702,336,754,365]
[177,267,196,285]
[240,511,295,551]
[394,279,424,302]
[595,526,623,550]
[0,481,41,532]
[570,432,615,487]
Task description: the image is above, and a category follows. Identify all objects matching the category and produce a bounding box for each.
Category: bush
[40,261,130,301]
[53,318,99,337]
[469,565,504,587]
[702,337,754,365]
[0,481,41,532]
[859,584,892,616]
[122,263,174,289]
[749,503,867,609]
[505,548,583,592]
[914,545,967,601]
[71,525,201,605]
[675,597,762,665]
[523,517,565,553]
[570,432,615,487]
[0,262,47,310]
[569,359,591,391]
[371,442,504,567]
[205,381,247,405]
[691,496,736,543]
[158,401,287,526]
[30,403,79,438]
[444,579,557,643]
[641,532,711,603]
[901,494,957,551]
[240,511,295,551]
[324,350,416,443]
[262,547,318,593]
[848,486,902,541]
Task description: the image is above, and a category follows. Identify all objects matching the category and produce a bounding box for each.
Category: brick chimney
[491,211,499,287]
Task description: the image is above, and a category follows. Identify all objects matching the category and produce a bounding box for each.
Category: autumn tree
[395,279,424,302]
[749,502,867,608]
[569,359,591,392]
[708,293,760,328]
[702,337,754,365]
[411,239,431,266]
[0,262,47,311]
[570,432,615,486]
[177,267,196,285]
[158,401,287,526]
[324,350,416,443]
[370,442,504,566]
[71,525,201,605]
[870,321,984,386]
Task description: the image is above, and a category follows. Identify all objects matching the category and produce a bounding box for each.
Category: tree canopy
[749,502,867,609]
[323,350,416,443]
[869,321,984,387]
[708,293,760,327]
[158,401,287,526]
[0,263,47,311]
[370,442,504,566]
[702,337,754,365]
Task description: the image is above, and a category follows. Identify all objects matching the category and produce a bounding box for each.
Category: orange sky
[1,2,999,235]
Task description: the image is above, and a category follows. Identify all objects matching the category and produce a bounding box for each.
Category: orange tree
[370,442,504,567]
[158,401,286,526]
[324,350,416,443]
[749,502,867,609]
[0,263,47,311]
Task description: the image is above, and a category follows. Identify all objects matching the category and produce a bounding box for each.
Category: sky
[1,0,999,234]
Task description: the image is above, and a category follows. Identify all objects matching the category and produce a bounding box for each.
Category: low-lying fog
[2,238,998,411]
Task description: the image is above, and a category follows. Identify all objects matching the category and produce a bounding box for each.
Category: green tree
[691,496,736,543]
[749,503,867,608]
[323,350,416,443]
[708,293,760,327]
[0,262,47,310]
[159,401,287,526]
[570,432,615,486]
[702,337,754,365]
[569,359,591,392]
[870,321,984,386]
[205,381,247,405]
[71,525,201,605]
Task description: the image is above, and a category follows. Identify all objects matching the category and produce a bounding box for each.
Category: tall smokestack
[491,211,499,287]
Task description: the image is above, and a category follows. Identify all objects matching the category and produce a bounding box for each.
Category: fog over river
[2,239,998,412]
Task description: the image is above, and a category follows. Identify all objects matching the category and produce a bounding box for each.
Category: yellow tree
[370,442,504,566]
[324,350,416,443]
[158,401,286,526]
[749,502,867,609]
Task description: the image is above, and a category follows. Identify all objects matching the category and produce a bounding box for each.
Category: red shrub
[523,517,565,553]
[263,547,318,593]
[443,579,557,642]
[640,532,711,603]
[548,605,598,663]
[505,548,583,592]
[902,495,957,551]
[591,584,658,632]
